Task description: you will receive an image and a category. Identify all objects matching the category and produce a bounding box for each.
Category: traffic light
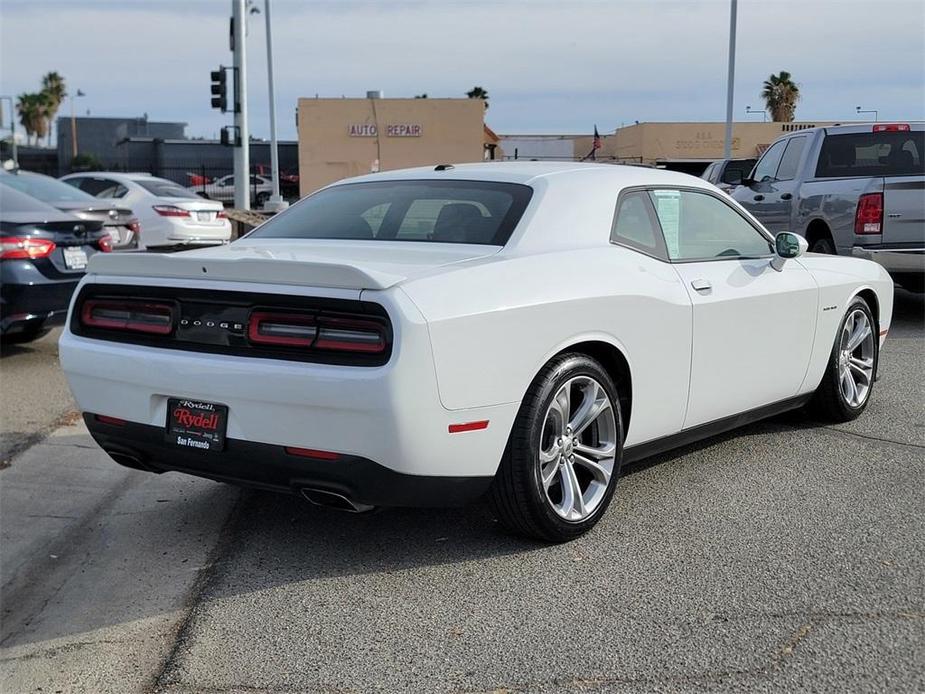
[210,68,227,112]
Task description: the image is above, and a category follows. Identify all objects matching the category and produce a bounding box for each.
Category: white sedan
[61,172,231,250]
[59,163,893,542]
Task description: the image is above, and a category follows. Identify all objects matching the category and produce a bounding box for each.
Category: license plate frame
[165,398,228,452]
[63,247,88,270]
[196,211,212,223]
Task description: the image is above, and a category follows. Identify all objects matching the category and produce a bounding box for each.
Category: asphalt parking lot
[1,290,922,694]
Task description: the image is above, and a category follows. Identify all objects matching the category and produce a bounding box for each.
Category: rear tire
[490,354,623,543]
[809,296,878,423]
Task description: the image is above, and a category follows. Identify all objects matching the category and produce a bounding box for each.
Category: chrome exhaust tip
[300,487,375,513]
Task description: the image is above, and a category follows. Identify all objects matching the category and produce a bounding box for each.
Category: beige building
[297,97,490,195]
[571,121,849,172]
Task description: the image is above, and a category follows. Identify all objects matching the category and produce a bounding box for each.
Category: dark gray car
[0,170,140,249]
[731,122,924,293]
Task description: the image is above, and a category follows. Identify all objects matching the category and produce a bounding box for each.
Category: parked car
[0,169,140,249]
[701,157,758,194]
[1,185,110,342]
[61,172,231,251]
[59,163,893,542]
[190,173,274,206]
[731,123,924,293]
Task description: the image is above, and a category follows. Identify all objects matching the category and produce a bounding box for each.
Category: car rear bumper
[852,246,925,274]
[59,326,518,480]
[84,414,493,507]
[1,269,79,334]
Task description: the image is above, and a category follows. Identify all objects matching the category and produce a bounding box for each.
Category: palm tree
[16,93,48,145]
[761,71,800,122]
[40,71,67,146]
[466,86,489,109]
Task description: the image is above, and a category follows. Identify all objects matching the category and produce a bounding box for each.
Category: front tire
[809,296,878,422]
[490,354,623,543]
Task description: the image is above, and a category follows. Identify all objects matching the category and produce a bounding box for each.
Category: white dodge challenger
[60,163,893,542]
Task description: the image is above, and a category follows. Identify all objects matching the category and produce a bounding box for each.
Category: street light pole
[0,96,16,165]
[745,105,767,122]
[723,0,738,159]
[856,106,879,121]
[232,0,250,210]
[69,89,85,162]
[263,0,287,211]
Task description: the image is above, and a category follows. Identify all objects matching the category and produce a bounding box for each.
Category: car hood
[86,239,502,290]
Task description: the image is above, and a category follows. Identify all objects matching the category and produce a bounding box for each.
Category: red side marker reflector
[96,415,126,426]
[448,420,489,434]
[284,446,339,461]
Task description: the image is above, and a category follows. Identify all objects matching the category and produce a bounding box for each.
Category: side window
[649,189,773,262]
[776,136,807,181]
[752,139,787,182]
[610,191,667,260]
[702,163,716,182]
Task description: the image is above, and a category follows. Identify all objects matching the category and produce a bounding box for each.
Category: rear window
[249,180,533,245]
[136,178,200,199]
[816,131,925,178]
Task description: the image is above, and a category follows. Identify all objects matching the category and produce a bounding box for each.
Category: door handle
[691,279,712,292]
[753,194,765,201]
[780,193,793,200]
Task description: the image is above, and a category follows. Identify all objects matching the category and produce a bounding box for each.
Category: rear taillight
[152,205,191,218]
[127,219,141,233]
[248,311,317,347]
[98,234,113,253]
[314,316,386,353]
[80,299,176,335]
[1,236,56,260]
[854,193,883,235]
[872,124,910,132]
[217,210,228,219]
[247,311,386,354]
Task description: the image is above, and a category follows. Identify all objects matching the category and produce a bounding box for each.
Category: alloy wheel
[538,376,617,521]
[838,309,875,408]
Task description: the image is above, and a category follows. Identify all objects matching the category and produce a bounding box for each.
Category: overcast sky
[2,0,923,141]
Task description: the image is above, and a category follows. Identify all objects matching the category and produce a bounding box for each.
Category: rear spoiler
[86,251,402,290]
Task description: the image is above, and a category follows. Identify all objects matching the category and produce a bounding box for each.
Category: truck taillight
[1,236,56,260]
[854,193,883,235]
[80,299,176,335]
[247,311,386,354]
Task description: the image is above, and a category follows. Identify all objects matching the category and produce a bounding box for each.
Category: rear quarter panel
[399,246,693,448]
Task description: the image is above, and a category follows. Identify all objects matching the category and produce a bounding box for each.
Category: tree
[414,93,428,99]
[761,71,800,122]
[466,86,489,109]
[40,71,67,146]
[16,93,48,145]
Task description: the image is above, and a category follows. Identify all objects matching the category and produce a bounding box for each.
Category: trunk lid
[87,239,501,290]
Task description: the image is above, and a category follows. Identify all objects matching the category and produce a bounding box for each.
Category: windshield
[136,178,200,199]
[0,172,97,204]
[248,179,533,245]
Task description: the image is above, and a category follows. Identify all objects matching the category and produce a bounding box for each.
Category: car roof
[339,161,710,189]
[61,171,155,182]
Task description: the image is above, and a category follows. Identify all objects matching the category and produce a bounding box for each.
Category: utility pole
[232,0,250,210]
[0,96,16,166]
[263,0,287,211]
[723,0,737,159]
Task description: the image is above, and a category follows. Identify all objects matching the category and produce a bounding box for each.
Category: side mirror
[771,232,808,271]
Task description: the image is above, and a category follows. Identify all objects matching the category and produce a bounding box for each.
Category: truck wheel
[810,237,835,254]
[490,354,623,543]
